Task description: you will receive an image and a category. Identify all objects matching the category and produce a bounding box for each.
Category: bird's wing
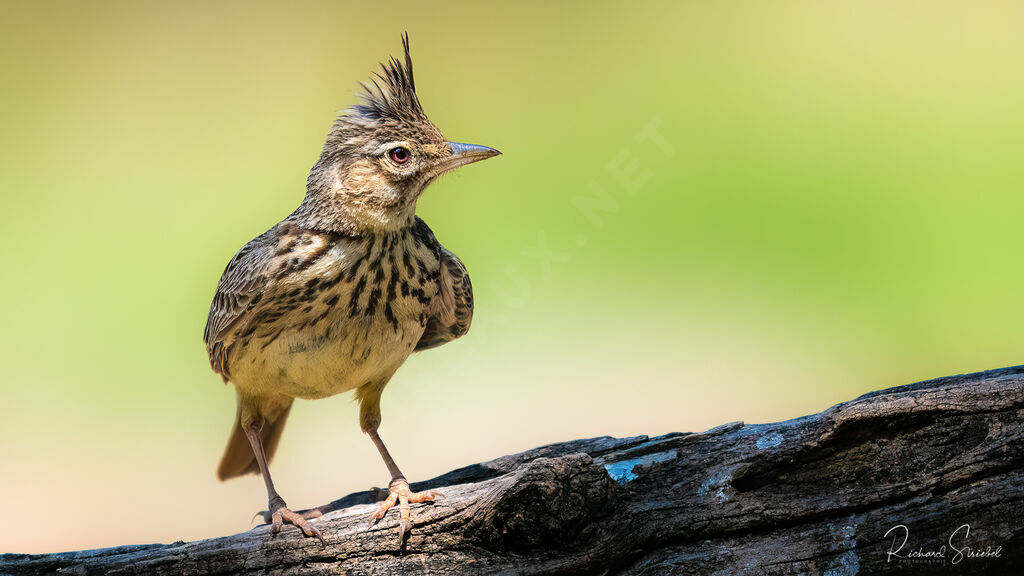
[414,220,474,351]
[203,229,278,379]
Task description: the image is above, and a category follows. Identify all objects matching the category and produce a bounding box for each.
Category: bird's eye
[389,147,410,164]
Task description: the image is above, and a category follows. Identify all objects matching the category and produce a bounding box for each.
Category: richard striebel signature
[885,524,1003,564]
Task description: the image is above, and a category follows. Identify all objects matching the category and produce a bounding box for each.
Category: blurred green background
[3,0,1023,553]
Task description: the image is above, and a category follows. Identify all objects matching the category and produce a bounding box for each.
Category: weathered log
[3,366,1022,575]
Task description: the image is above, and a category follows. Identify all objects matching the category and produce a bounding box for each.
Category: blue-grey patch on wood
[756,431,784,449]
[823,550,860,576]
[603,450,678,485]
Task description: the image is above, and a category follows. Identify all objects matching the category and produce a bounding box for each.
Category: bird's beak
[431,142,501,176]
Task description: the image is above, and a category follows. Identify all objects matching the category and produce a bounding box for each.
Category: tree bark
[3,366,1022,575]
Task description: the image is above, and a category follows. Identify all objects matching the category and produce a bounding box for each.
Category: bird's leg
[358,382,440,542]
[243,420,324,543]
[366,428,442,542]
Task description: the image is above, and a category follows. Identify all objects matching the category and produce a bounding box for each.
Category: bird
[202,34,500,544]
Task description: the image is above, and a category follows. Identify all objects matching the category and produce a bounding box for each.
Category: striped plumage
[205,217,468,387]
[202,34,497,543]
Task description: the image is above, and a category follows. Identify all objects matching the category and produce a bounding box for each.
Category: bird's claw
[256,507,322,524]
[259,506,325,544]
[367,477,441,544]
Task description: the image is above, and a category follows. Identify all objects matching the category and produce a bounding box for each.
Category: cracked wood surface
[2,366,1022,575]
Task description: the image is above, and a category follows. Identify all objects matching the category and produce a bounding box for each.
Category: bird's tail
[217,400,293,481]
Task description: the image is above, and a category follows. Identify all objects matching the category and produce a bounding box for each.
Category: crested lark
[203,34,499,544]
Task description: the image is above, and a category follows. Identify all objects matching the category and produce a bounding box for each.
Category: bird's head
[302,34,500,234]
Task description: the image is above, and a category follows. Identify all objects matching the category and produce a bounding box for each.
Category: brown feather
[414,219,474,351]
[217,400,293,481]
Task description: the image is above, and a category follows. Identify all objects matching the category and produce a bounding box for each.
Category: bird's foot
[368,477,442,543]
[258,497,325,544]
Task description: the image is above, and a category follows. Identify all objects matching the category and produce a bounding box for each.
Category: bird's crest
[351,33,425,122]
